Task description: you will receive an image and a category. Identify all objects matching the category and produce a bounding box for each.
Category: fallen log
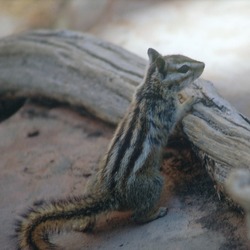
[0,29,144,124]
[0,29,249,205]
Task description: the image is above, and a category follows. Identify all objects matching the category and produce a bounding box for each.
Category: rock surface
[0,1,250,249]
[0,103,249,249]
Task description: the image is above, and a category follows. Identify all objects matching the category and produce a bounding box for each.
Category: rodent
[15,48,205,249]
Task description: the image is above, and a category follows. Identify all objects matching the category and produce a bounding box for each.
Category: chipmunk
[15,48,205,249]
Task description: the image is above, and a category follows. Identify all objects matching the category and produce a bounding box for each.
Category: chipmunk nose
[195,61,205,78]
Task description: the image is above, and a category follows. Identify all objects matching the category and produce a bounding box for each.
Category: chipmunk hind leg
[127,171,168,224]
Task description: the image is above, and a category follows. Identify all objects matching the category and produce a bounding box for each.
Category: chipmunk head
[147,48,205,90]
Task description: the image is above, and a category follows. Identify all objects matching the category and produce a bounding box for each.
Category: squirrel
[15,48,205,249]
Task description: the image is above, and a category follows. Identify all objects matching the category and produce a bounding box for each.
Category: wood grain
[0,29,249,204]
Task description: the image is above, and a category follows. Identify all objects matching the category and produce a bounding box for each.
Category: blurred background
[0,0,249,116]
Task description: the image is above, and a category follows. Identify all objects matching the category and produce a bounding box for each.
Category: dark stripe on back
[108,106,140,190]
[121,110,148,188]
[102,120,126,172]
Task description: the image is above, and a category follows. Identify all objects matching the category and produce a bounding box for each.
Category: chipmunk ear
[147,48,161,64]
[155,57,165,73]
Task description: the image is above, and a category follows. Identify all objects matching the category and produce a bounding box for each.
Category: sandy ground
[0,0,250,249]
[0,102,249,249]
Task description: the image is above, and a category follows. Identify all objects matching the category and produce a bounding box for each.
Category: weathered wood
[181,80,250,196]
[0,30,145,124]
[0,30,250,204]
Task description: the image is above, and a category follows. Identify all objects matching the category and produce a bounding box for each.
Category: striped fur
[15,48,205,249]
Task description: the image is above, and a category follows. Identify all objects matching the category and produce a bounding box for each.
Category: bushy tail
[15,193,113,250]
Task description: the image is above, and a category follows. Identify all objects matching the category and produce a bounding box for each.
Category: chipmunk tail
[15,193,113,250]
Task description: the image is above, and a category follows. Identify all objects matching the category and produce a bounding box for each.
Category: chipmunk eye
[177,65,190,73]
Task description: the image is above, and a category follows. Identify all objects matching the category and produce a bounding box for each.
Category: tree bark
[0,29,249,204]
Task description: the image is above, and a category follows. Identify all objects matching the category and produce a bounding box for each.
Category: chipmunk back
[15,48,205,249]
